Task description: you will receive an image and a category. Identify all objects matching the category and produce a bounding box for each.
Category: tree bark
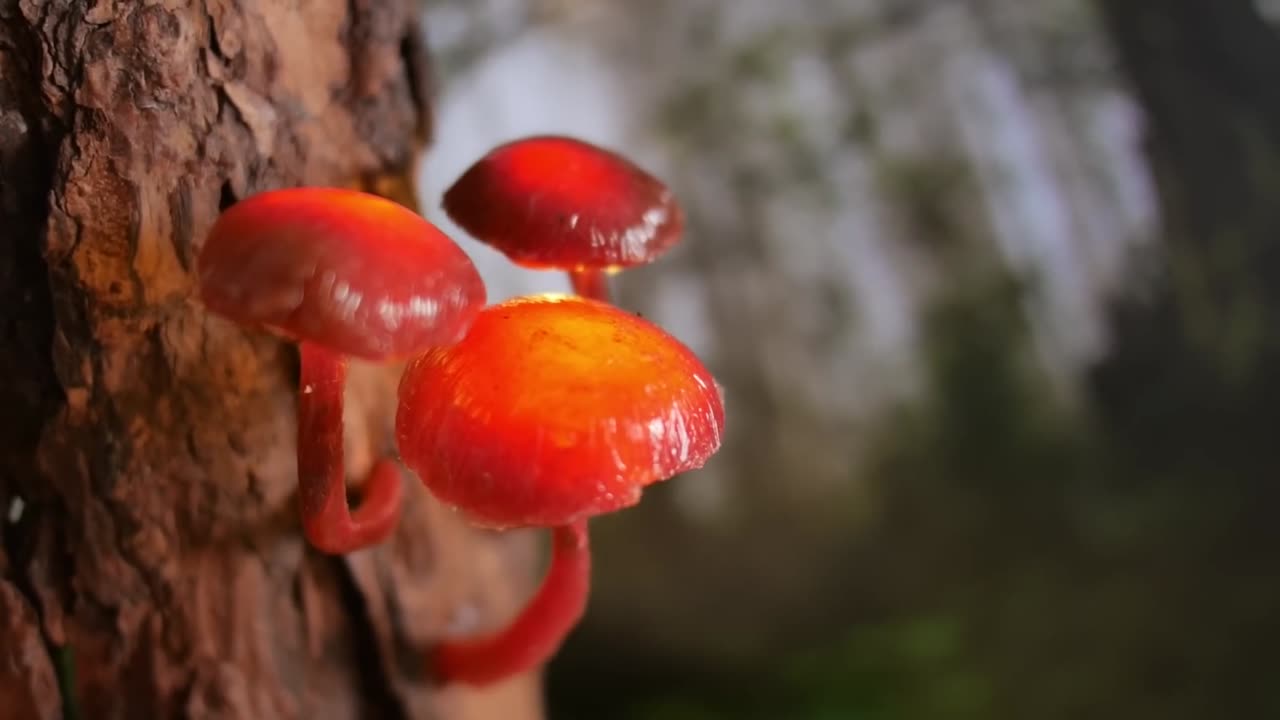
[0,2,541,718]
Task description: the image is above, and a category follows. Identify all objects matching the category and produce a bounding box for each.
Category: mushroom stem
[568,269,610,303]
[434,519,591,686]
[296,341,404,554]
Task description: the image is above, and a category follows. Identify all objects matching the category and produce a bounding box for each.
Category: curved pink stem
[568,269,610,302]
[434,519,591,686]
[297,341,404,554]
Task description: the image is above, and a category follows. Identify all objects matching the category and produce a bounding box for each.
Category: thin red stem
[297,341,404,554]
[568,268,610,303]
[434,519,591,686]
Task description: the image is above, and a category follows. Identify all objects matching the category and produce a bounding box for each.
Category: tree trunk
[0,2,541,718]
[1096,0,1280,370]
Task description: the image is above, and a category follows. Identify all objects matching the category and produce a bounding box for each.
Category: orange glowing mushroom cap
[395,294,725,528]
[442,136,684,271]
[199,187,486,361]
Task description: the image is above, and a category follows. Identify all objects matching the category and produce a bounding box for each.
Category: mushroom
[199,187,486,554]
[442,135,684,302]
[396,294,725,686]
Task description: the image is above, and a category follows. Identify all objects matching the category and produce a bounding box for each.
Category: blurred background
[417,1,1280,718]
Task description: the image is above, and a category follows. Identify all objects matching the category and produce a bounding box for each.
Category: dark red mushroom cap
[396,294,724,528]
[200,188,486,361]
[442,136,684,271]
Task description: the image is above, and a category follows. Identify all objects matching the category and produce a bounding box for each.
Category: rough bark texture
[0,2,541,718]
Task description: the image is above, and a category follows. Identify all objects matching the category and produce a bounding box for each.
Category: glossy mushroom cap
[442,136,684,271]
[200,188,486,361]
[396,295,724,528]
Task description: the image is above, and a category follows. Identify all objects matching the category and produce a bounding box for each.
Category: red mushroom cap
[200,188,485,361]
[442,136,684,271]
[396,294,724,528]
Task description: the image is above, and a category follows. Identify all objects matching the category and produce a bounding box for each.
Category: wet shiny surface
[396,295,725,528]
[199,188,486,360]
[442,136,684,269]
